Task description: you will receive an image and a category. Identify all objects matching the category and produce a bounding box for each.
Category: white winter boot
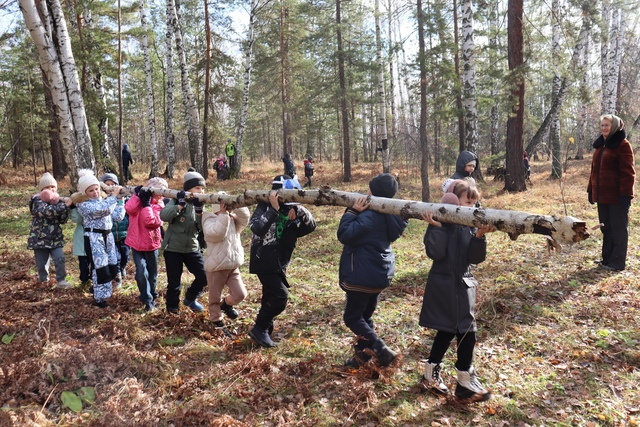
[421,361,450,395]
[455,366,491,402]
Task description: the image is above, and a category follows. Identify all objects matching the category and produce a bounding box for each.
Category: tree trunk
[280,0,293,157]
[461,0,477,154]
[550,0,561,179]
[165,0,176,179]
[117,0,124,180]
[337,0,351,182]
[387,0,397,172]
[417,0,430,202]
[505,0,525,192]
[202,0,211,180]
[453,0,464,152]
[375,0,389,173]
[41,69,65,178]
[489,1,500,156]
[140,0,159,178]
[173,0,202,171]
[602,6,619,114]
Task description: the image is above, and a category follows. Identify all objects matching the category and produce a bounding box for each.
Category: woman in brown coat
[587,114,635,271]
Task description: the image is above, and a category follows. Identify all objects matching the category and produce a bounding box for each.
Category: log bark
[115,184,589,245]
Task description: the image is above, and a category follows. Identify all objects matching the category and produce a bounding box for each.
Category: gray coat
[419,223,487,334]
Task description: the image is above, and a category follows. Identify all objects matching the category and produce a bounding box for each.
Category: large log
[113,184,588,245]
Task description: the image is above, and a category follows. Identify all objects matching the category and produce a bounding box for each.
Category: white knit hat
[38,172,57,191]
[147,177,168,189]
[77,169,100,194]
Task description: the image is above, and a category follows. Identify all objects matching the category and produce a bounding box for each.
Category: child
[248,175,316,347]
[160,168,208,314]
[101,173,130,288]
[303,156,314,188]
[442,150,479,193]
[420,179,495,402]
[125,177,167,312]
[70,206,91,289]
[201,193,251,337]
[337,173,407,367]
[27,172,73,289]
[73,169,124,308]
[214,155,227,181]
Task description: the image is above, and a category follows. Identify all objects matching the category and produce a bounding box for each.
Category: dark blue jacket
[337,208,407,291]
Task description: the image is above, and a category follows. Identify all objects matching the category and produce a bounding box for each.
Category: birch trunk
[20,0,93,182]
[119,185,589,245]
[461,0,477,155]
[140,0,159,178]
[165,0,176,179]
[489,1,500,156]
[336,0,351,182]
[602,6,619,114]
[417,0,430,202]
[374,0,389,173]
[172,0,202,171]
[280,0,292,157]
[550,0,561,179]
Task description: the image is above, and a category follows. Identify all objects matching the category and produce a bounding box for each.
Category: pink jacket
[124,195,164,252]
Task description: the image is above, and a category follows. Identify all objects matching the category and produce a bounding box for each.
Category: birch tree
[19,0,95,180]
[337,0,351,182]
[165,0,176,178]
[461,0,478,154]
[602,5,621,114]
[550,0,561,179]
[140,0,159,178]
[417,0,430,202]
[374,0,390,173]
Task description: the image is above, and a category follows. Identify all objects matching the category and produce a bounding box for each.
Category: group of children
[28,152,494,403]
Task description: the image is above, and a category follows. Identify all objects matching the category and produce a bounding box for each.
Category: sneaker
[249,325,278,348]
[213,320,234,339]
[121,268,127,280]
[455,367,491,402]
[56,280,72,289]
[421,362,450,395]
[221,299,239,319]
[183,298,204,313]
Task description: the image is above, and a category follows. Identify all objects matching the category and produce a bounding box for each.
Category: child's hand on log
[421,211,442,228]
[352,196,370,212]
[475,224,496,238]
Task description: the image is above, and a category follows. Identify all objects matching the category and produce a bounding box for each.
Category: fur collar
[593,128,626,149]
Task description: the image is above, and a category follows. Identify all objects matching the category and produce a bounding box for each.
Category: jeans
[115,240,130,273]
[34,247,66,282]
[255,272,289,330]
[132,249,158,305]
[343,290,380,347]
[163,250,207,310]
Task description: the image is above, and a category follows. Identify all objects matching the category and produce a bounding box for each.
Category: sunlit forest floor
[0,157,639,426]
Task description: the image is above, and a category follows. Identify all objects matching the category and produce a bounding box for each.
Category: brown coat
[587,129,635,204]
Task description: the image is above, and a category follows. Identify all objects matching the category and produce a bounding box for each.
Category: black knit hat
[369,173,398,198]
[184,167,206,191]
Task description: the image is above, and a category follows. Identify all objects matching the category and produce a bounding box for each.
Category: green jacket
[160,199,202,253]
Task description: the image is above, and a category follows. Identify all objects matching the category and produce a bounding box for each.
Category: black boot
[372,339,397,367]
[221,298,239,319]
[213,320,234,339]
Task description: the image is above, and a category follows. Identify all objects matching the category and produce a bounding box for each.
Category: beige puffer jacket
[202,206,250,272]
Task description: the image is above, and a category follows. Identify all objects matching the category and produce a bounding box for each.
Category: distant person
[282,153,296,179]
[338,173,407,368]
[420,180,495,402]
[125,177,168,312]
[587,114,635,272]
[202,194,251,338]
[303,156,314,188]
[523,151,531,182]
[442,150,479,193]
[247,175,316,347]
[122,144,134,183]
[225,139,236,168]
[214,155,227,181]
[27,172,73,289]
[160,168,208,314]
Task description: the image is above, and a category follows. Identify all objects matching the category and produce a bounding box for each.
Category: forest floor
[0,158,639,427]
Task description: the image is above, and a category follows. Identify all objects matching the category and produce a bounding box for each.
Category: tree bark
[417,0,430,202]
[140,0,159,178]
[452,0,465,153]
[280,0,292,157]
[202,0,211,180]
[165,0,176,179]
[550,0,561,179]
[336,0,351,182]
[375,0,389,173]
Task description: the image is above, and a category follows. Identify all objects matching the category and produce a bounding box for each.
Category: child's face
[459,194,478,207]
[464,161,476,174]
[85,184,100,200]
[42,185,57,193]
[104,180,117,186]
[188,186,205,194]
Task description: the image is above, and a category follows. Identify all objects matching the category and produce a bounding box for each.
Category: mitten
[177,190,187,208]
[192,197,204,214]
[139,189,152,207]
[619,194,632,209]
[588,191,593,205]
[134,185,143,196]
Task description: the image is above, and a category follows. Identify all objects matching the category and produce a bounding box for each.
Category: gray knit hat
[38,172,57,191]
[100,172,119,185]
[184,168,206,191]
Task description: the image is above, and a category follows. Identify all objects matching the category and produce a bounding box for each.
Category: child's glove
[139,189,152,207]
[176,191,187,208]
[192,197,203,214]
[134,185,143,196]
[619,194,632,209]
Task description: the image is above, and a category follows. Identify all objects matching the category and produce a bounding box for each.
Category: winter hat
[369,173,398,198]
[100,172,119,185]
[147,177,168,189]
[441,192,460,206]
[38,172,57,191]
[77,169,100,194]
[40,188,60,205]
[184,167,206,191]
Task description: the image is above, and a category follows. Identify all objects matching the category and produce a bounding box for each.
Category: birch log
[115,184,588,245]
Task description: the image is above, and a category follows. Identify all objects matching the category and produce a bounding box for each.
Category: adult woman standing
[587,114,635,271]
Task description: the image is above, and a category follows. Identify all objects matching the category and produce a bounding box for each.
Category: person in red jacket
[125,177,168,312]
[587,114,635,272]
